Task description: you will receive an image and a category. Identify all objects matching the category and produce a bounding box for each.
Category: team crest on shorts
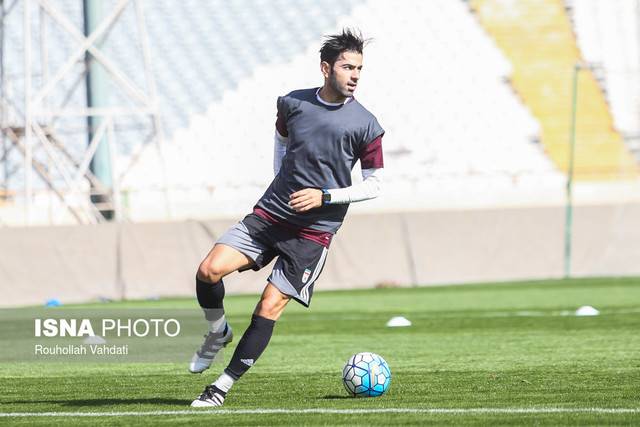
[302,268,312,284]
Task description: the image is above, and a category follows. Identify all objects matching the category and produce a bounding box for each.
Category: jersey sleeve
[275,96,289,137]
[359,135,384,169]
[359,117,385,169]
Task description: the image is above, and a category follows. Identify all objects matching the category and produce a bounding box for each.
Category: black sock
[224,314,275,380]
[196,276,225,312]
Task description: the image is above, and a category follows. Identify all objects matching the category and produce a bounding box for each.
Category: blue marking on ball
[342,352,391,397]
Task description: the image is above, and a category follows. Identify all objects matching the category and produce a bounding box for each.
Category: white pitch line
[0,408,639,417]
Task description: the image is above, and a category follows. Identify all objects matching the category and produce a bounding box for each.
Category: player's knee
[255,304,279,320]
[255,296,287,320]
[197,259,225,284]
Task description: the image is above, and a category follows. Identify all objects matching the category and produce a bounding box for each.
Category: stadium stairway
[470,0,639,180]
[570,0,640,163]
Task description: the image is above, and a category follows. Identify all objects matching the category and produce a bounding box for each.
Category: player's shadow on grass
[321,395,353,400]
[8,398,189,406]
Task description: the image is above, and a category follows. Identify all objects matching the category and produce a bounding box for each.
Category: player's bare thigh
[197,243,255,283]
[254,283,291,321]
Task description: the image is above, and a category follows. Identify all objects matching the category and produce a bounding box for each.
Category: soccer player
[190,28,384,407]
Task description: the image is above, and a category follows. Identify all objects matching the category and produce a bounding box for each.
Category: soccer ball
[342,352,391,397]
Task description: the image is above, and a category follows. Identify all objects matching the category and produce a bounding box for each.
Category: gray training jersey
[255,87,385,233]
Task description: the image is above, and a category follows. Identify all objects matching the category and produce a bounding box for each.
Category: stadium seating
[471,0,639,180]
[120,0,567,218]
[1,0,597,222]
[569,0,640,161]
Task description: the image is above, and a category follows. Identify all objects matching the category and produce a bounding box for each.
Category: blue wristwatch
[321,189,331,205]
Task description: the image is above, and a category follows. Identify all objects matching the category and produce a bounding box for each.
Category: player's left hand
[289,188,323,212]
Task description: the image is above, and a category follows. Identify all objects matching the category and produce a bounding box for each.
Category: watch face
[322,193,331,203]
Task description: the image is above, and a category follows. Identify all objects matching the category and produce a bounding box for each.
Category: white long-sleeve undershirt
[326,167,383,204]
[273,131,383,204]
[274,131,288,175]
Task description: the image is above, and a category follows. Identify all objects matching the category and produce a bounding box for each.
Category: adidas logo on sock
[240,358,254,366]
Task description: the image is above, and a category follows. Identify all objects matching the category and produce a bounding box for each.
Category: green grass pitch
[1,277,639,426]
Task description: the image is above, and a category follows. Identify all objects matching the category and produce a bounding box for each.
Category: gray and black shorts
[216,213,329,307]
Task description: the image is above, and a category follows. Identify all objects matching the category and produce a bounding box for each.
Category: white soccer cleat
[189,323,233,374]
[191,385,226,407]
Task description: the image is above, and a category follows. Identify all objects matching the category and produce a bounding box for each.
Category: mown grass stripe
[1,408,639,417]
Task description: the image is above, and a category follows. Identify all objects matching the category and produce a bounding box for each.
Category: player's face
[324,51,363,99]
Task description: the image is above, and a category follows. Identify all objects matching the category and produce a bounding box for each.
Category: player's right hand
[288,188,323,213]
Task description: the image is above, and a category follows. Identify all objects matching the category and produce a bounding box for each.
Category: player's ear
[320,61,331,78]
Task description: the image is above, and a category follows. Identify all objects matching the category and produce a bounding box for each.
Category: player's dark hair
[320,28,369,67]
